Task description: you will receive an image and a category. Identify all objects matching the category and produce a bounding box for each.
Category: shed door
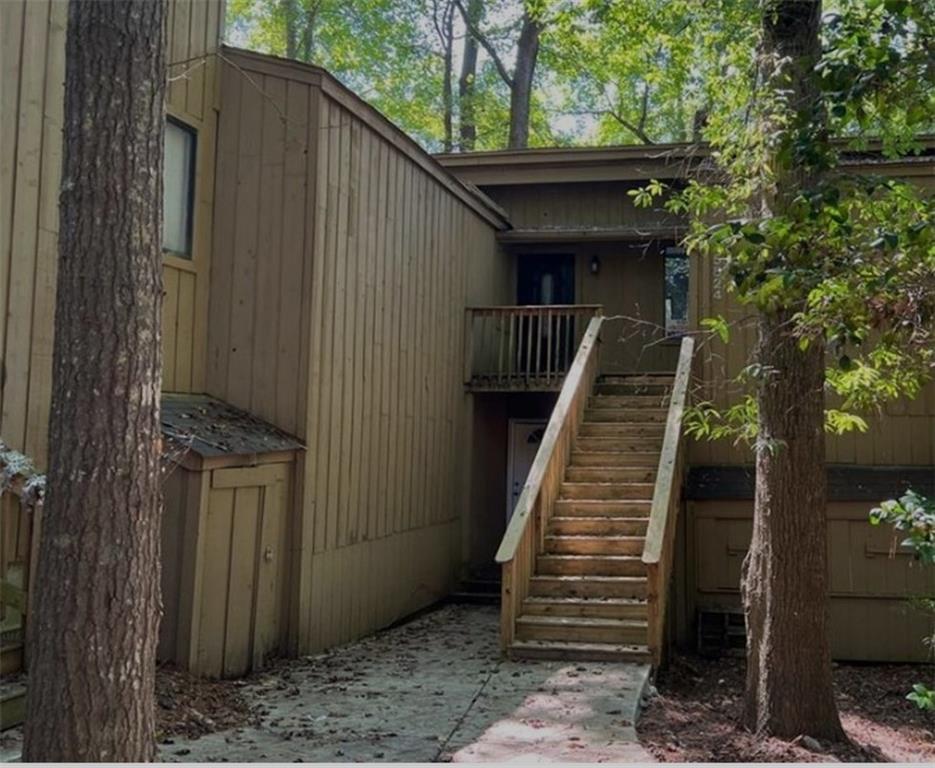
[198,463,290,678]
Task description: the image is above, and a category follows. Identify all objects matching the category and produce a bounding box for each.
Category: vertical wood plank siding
[689,234,935,467]
[209,51,506,653]
[0,0,222,468]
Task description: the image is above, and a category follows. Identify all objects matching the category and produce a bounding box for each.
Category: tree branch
[454,0,513,88]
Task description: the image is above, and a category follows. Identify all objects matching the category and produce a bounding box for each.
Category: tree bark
[22,0,166,761]
[508,11,540,149]
[742,0,844,740]
[438,1,455,152]
[458,0,481,151]
[282,0,299,59]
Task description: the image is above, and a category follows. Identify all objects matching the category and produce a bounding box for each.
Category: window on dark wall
[163,118,196,258]
[664,246,689,336]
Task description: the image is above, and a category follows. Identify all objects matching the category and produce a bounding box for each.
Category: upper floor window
[163,118,196,258]
[664,246,689,336]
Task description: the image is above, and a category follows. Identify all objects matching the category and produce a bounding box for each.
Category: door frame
[506,418,547,523]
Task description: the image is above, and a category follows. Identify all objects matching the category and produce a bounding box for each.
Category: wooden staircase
[510,374,673,663]
[495,315,694,667]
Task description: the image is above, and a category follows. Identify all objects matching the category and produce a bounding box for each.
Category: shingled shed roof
[161,394,304,461]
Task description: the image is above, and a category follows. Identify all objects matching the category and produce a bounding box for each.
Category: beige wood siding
[487,182,680,233]
[689,245,935,466]
[1,0,67,468]
[209,51,507,654]
[206,63,316,437]
[300,89,500,652]
[679,500,935,661]
[0,0,222,469]
[162,0,222,393]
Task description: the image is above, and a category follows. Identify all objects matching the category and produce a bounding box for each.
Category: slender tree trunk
[23,0,166,761]
[458,0,481,150]
[508,12,540,149]
[282,0,299,59]
[441,5,454,153]
[742,0,844,740]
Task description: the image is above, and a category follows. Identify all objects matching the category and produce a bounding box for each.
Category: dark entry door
[516,254,576,374]
[517,254,575,305]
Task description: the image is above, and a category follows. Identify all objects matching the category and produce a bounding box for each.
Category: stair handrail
[642,335,695,665]
[495,314,604,651]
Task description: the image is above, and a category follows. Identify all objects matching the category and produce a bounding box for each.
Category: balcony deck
[464,305,602,392]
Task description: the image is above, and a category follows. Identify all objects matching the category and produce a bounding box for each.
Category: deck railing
[494,315,604,651]
[642,335,694,665]
[464,304,603,390]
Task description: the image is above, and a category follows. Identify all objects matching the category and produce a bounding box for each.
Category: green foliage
[635,1,935,446]
[870,490,935,564]
[870,489,935,710]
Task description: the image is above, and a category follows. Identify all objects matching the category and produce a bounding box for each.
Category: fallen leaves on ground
[637,654,935,762]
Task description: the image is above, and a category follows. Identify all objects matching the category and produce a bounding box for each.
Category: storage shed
[159,395,303,678]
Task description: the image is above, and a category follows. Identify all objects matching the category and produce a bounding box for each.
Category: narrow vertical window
[664,246,689,336]
[163,119,196,258]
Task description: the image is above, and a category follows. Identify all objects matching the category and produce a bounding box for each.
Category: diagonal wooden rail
[642,335,694,665]
[495,314,604,650]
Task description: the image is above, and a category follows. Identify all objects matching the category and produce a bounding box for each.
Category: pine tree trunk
[508,13,540,149]
[742,0,844,740]
[458,0,481,151]
[22,0,166,761]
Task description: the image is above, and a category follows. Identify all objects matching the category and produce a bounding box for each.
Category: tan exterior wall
[162,0,223,395]
[689,247,935,467]
[209,50,509,654]
[485,181,679,233]
[676,500,935,661]
[298,86,503,653]
[0,0,222,468]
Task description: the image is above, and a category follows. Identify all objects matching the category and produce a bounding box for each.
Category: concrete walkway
[161,604,653,763]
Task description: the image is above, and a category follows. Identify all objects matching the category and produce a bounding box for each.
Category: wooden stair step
[574,436,663,452]
[579,423,665,438]
[516,614,648,645]
[588,394,671,409]
[560,482,655,500]
[544,534,644,556]
[554,499,651,517]
[583,409,667,423]
[570,450,659,467]
[593,383,670,396]
[509,639,652,663]
[537,554,645,577]
[522,595,648,620]
[529,574,647,599]
[566,466,656,483]
[549,516,649,536]
[599,373,674,383]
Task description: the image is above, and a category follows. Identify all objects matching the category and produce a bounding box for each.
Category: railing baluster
[545,309,553,386]
[534,308,543,386]
[508,313,515,384]
[463,305,602,390]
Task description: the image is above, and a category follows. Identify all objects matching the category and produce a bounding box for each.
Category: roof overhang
[437,138,935,187]
[497,224,687,245]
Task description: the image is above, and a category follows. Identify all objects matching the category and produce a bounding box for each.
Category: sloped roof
[161,394,304,459]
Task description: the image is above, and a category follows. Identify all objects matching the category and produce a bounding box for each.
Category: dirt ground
[637,653,935,762]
